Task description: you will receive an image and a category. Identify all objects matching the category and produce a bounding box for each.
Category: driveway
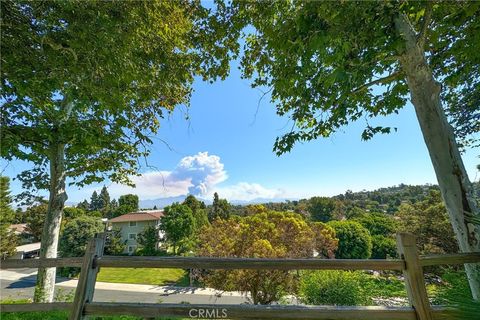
[0,268,248,304]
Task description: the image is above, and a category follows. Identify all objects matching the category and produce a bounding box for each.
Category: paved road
[0,268,248,304]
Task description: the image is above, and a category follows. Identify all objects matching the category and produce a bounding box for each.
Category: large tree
[327,221,372,259]
[197,211,338,304]
[98,186,111,216]
[216,1,480,298]
[183,194,209,229]
[1,0,230,302]
[160,203,195,255]
[209,192,231,222]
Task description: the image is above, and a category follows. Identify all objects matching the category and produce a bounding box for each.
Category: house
[9,223,35,244]
[108,210,164,254]
[11,242,41,259]
[9,223,27,235]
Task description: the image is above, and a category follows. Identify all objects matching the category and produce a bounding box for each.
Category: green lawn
[96,268,188,286]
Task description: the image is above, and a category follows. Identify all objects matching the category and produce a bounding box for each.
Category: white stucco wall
[110,220,163,254]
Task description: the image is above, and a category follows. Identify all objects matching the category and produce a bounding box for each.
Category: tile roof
[9,223,28,234]
[108,210,164,223]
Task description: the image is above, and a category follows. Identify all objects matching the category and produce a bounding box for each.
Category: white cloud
[212,182,286,202]
[102,152,228,199]
[170,152,227,196]
[82,152,286,202]
[106,171,191,199]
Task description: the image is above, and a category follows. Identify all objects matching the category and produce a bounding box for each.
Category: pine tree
[76,200,90,212]
[108,199,119,219]
[99,186,110,211]
[89,191,99,211]
[0,176,18,259]
[183,195,209,229]
[104,228,126,255]
[209,192,230,222]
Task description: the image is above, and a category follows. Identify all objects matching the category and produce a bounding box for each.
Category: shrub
[299,270,371,305]
[371,235,397,259]
[327,221,372,259]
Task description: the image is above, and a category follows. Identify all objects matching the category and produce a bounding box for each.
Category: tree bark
[34,142,68,302]
[395,14,480,300]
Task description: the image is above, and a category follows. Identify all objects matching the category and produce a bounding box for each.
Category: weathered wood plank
[0,303,455,320]
[0,302,72,313]
[69,233,105,320]
[420,252,480,267]
[84,303,417,320]
[0,257,83,269]
[97,256,405,270]
[3,252,477,271]
[397,233,433,320]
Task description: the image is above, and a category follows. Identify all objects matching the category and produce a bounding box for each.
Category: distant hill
[139,195,297,209]
[139,196,187,209]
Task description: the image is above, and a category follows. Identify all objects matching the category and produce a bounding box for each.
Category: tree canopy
[209,192,231,221]
[137,225,160,256]
[1,0,235,302]
[25,202,48,241]
[212,0,480,298]
[160,203,195,255]
[1,0,233,192]
[197,211,338,304]
[214,1,479,151]
[396,190,458,254]
[328,220,372,259]
[307,196,336,222]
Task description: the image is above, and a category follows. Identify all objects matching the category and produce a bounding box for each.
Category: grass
[360,273,407,299]
[96,268,188,286]
[1,311,185,320]
[0,300,186,320]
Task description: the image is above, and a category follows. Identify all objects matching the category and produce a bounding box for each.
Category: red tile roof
[108,210,164,223]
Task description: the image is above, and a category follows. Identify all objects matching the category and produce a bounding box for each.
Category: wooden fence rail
[96,256,406,270]
[2,252,480,270]
[1,232,479,320]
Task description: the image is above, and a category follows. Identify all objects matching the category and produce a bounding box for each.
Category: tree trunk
[395,14,480,300]
[34,142,67,302]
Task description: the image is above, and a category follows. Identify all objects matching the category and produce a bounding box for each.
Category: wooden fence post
[70,233,106,320]
[396,233,433,320]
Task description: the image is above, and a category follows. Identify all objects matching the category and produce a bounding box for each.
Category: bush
[327,221,372,259]
[371,235,397,259]
[299,270,371,305]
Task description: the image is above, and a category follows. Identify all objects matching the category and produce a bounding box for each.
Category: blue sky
[3,62,479,204]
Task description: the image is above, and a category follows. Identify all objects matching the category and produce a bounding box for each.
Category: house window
[129,221,137,227]
[128,246,136,253]
[128,233,137,240]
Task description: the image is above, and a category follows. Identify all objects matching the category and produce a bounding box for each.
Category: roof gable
[109,210,164,223]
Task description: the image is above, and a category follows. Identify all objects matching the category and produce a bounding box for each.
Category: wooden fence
[1,232,479,320]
